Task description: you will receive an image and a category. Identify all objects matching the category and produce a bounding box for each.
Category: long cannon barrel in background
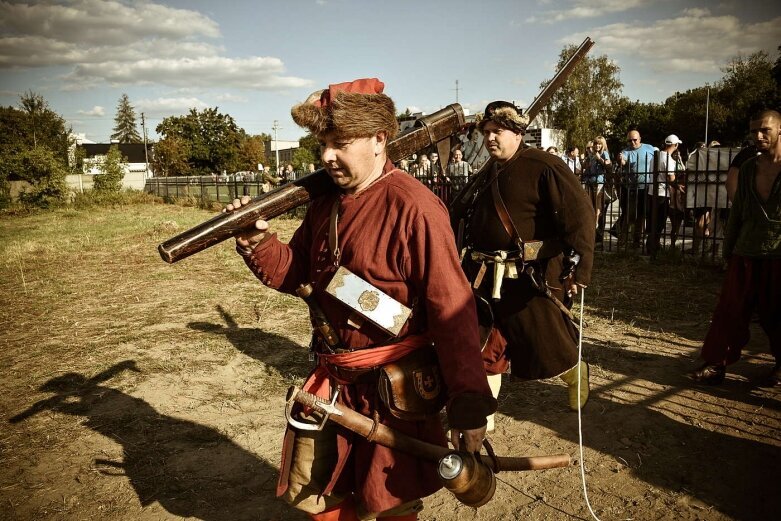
[158,104,466,264]
[448,36,595,224]
[525,36,594,126]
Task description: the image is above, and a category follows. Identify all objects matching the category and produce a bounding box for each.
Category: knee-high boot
[560,361,589,411]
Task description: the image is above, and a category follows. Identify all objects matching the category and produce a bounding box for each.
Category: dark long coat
[461,146,595,379]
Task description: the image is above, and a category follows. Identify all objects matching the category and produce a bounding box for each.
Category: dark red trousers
[701,255,781,366]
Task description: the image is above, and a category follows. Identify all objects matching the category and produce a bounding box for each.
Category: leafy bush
[10,147,68,208]
[92,145,127,193]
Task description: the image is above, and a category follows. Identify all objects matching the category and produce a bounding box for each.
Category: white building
[75,142,152,191]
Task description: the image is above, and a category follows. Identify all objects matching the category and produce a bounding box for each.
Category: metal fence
[145,173,296,204]
[145,150,740,262]
[590,147,739,261]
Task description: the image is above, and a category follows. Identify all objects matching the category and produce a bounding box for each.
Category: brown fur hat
[476,101,529,134]
[291,78,399,140]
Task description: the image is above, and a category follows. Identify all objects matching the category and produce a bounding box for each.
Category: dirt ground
[1,203,779,521]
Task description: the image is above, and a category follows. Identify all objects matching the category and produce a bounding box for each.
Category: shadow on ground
[497,342,780,521]
[189,305,311,381]
[9,361,306,521]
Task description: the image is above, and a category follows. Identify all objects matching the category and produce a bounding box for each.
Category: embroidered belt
[469,249,522,300]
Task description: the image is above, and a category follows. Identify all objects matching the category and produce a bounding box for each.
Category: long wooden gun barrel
[287,386,570,472]
[157,104,465,263]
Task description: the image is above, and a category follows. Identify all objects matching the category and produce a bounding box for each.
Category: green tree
[298,132,321,168]
[156,108,244,176]
[93,145,127,192]
[608,99,660,153]
[715,50,779,145]
[291,146,315,172]
[111,94,142,143]
[237,134,267,171]
[9,91,71,160]
[151,136,191,177]
[9,147,69,207]
[540,45,624,149]
[0,92,71,207]
[663,87,728,148]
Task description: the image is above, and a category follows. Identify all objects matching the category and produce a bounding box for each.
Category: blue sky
[1,0,779,142]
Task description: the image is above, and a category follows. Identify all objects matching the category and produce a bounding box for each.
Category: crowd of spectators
[206,131,750,258]
[388,129,753,257]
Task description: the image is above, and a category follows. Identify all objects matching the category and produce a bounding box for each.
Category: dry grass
[0,202,778,521]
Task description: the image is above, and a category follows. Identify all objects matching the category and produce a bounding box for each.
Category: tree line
[543,45,781,154]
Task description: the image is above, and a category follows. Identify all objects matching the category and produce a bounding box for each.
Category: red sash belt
[277,333,432,499]
[302,334,432,400]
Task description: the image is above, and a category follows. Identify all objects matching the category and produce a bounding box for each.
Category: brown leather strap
[489,165,523,248]
[329,198,341,266]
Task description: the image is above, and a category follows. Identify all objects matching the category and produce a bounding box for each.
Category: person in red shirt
[225,78,496,520]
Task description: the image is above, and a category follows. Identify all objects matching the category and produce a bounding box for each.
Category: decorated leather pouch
[378,347,448,421]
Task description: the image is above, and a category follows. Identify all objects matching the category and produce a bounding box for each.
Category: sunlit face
[453,149,463,162]
[750,115,780,153]
[482,121,523,162]
[430,153,439,163]
[627,131,641,150]
[319,131,386,194]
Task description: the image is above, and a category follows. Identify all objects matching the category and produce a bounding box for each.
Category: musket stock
[157,104,466,263]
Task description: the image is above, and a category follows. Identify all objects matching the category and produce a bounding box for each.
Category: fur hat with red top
[291,77,399,140]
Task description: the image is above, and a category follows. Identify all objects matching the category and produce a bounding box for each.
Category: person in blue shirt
[617,129,656,248]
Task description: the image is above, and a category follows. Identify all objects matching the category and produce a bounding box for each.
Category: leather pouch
[378,347,447,421]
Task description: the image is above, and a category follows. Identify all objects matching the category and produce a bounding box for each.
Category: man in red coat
[225,79,496,520]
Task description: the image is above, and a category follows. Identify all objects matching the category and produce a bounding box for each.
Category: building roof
[80,143,149,163]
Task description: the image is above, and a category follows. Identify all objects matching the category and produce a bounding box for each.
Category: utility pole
[272,120,281,173]
[704,85,710,146]
[141,112,150,178]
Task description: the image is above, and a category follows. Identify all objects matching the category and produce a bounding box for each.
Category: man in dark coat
[455,101,595,423]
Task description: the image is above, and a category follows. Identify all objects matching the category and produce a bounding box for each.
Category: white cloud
[0,0,220,46]
[216,93,249,103]
[78,105,105,116]
[0,0,312,92]
[0,35,222,67]
[568,12,781,73]
[62,56,312,90]
[527,0,645,23]
[136,96,209,116]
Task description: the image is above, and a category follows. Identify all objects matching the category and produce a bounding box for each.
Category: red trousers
[701,255,781,366]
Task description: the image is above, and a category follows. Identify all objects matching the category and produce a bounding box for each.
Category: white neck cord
[577,288,603,521]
